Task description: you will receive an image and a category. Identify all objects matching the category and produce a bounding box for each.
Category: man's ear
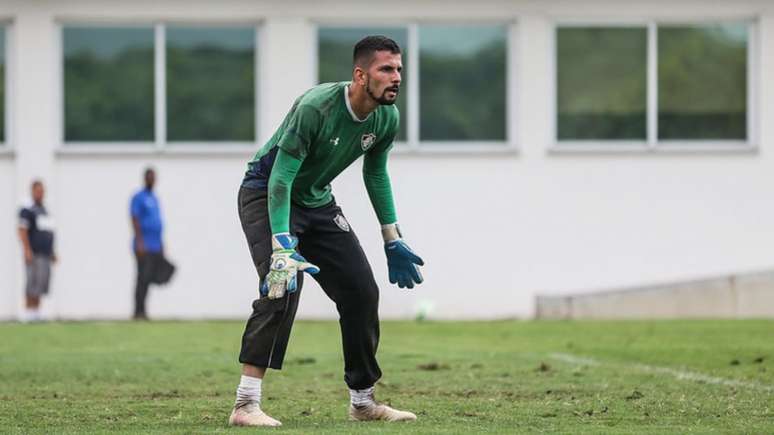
[353,66,367,86]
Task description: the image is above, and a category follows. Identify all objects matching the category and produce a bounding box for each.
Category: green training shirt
[244,81,400,234]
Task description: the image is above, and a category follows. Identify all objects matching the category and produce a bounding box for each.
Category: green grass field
[1,320,773,434]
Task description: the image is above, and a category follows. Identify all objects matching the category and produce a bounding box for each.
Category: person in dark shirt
[129,167,164,320]
[17,180,57,323]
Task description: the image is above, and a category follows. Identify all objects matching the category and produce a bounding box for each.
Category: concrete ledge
[535,270,774,319]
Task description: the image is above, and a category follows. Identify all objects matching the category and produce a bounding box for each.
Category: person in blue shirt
[129,167,164,320]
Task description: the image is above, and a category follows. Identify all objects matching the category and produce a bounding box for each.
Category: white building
[1,0,772,320]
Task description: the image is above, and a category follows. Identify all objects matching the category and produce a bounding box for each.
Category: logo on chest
[361,133,377,151]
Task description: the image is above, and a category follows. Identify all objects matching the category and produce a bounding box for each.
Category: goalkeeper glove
[260,233,320,299]
[382,223,424,289]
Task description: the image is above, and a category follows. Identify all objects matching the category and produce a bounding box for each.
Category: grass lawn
[1,320,773,433]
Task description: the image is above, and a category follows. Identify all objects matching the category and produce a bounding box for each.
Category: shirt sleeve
[130,195,142,219]
[18,208,31,229]
[276,104,322,160]
[362,119,399,225]
[268,148,304,234]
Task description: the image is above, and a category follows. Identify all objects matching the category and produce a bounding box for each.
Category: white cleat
[349,402,417,422]
[228,403,282,427]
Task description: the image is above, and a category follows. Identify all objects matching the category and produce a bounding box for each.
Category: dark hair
[353,35,401,67]
[144,167,155,176]
[31,179,43,189]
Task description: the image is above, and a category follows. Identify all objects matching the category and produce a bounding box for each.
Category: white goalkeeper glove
[260,233,320,299]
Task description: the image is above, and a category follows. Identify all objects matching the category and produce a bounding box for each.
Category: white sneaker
[349,402,417,422]
[228,403,282,427]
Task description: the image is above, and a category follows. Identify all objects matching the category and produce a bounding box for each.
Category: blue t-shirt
[18,204,55,257]
[130,189,163,253]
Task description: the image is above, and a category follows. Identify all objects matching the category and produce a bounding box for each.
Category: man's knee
[336,275,379,312]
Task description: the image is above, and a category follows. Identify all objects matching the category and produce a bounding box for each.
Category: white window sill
[549,141,757,155]
[391,141,519,156]
[56,142,257,157]
[0,146,14,158]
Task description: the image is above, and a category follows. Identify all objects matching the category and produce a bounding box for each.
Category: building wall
[0,159,16,319]
[0,0,773,320]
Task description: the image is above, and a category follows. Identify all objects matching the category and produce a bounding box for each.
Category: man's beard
[366,77,399,105]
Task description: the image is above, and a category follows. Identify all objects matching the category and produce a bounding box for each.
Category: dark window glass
[167,26,255,142]
[658,24,747,140]
[419,25,507,141]
[557,27,647,140]
[64,27,154,142]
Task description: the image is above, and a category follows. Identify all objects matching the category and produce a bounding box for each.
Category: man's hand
[24,249,33,265]
[261,233,320,299]
[382,224,424,289]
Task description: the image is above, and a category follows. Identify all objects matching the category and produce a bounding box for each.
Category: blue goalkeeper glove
[382,224,424,289]
[260,233,320,299]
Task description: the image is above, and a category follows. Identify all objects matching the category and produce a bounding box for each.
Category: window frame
[56,20,261,153]
[550,18,758,154]
[0,20,13,153]
[313,20,518,154]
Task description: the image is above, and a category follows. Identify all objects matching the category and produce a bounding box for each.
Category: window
[166,26,255,142]
[557,27,647,140]
[317,23,510,147]
[0,27,5,143]
[318,27,408,142]
[63,24,258,145]
[555,22,751,147]
[658,24,747,140]
[64,27,155,142]
[419,25,507,142]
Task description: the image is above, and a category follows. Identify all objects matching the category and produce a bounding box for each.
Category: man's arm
[130,196,145,256]
[131,216,145,256]
[260,104,321,299]
[362,146,397,226]
[363,136,424,289]
[17,227,33,264]
[18,209,33,264]
[267,149,303,234]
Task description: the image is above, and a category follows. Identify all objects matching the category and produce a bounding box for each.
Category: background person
[130,167,164,320]
[17,180,57,323]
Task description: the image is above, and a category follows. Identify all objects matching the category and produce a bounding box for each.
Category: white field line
[549,353,774,393]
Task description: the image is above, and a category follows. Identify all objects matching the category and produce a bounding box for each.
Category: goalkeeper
[228,35,424,427]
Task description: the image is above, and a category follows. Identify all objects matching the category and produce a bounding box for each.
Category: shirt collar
[344,84,370,123]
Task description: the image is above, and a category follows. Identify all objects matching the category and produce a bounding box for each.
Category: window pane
[557,27,647,140]
[0,28,5,143]
[658,24,747,140]
[64,27,154,142]
[167,26,255,142]
[318,27,408,141]
[419,25,506,141]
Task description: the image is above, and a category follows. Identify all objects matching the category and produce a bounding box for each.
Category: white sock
[235,375,262,409]
[349,386,375,407]
[21,309,39,323]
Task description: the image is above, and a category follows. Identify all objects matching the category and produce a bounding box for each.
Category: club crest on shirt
[361,133,377,151]
[333,214,351,232]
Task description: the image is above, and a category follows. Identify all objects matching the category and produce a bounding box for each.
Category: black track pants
[236,186,382,390]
